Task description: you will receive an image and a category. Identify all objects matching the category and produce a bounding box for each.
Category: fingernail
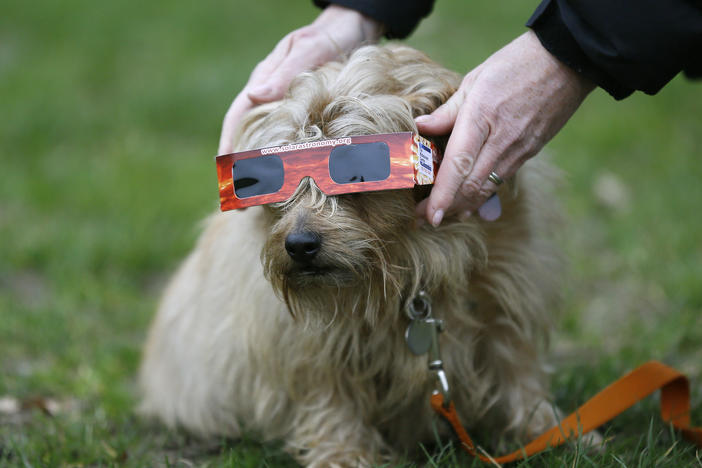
[459,210,472,221]
[431,209,444,227]
[478,193,502,222]
[414,115,431,124]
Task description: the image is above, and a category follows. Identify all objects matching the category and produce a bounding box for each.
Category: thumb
[414,89,464,136]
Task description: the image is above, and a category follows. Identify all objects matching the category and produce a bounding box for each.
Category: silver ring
[488,171,504,186]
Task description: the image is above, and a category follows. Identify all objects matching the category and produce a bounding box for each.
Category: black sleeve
[313,0,435,39]
[527,0,702,100]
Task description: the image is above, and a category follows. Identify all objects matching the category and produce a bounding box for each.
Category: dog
[139,44,563,467]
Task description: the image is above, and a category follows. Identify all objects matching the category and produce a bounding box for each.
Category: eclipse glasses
[216,132,441,211]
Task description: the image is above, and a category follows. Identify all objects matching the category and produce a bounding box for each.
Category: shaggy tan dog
[139,45,563,467]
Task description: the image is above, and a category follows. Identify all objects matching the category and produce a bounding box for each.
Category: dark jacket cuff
[526,0,633,100]
[313,0,434,39]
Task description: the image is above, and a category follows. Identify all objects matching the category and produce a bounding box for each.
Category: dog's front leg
[283,403,394,468]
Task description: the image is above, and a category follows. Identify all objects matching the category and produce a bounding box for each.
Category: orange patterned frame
[216,132,441,211]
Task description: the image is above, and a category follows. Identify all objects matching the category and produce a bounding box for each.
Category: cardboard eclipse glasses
[216,132,442,211]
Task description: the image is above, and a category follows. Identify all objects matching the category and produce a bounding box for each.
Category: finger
[464,158,510,222]
[469,154,521,219]
[218,32,306,155]
[248,54,317,104]
[218,93,254,155]
[418,163,505,224]
[422,105,489,227]
[244,37,297,103]
[247,82,286,104]
[414,90,463,136]
[252,30,341,105]
[476,192,501,222]
[455,142,505,214]
[218,54,292,155]
[415,196,429,219]
[219,49,327,154]
[251,32,295,81]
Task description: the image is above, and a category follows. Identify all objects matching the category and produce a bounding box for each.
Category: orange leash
[431,361,702,464]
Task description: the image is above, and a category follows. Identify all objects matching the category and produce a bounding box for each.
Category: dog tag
[405,319,434,356]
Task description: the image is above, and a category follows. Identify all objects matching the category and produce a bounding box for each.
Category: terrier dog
[139,45,562,467]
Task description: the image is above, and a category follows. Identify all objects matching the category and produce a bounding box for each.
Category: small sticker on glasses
[413,135,436,184]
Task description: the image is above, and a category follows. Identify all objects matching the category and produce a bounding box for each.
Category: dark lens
[232,154,284,198]
[328,142,391,184]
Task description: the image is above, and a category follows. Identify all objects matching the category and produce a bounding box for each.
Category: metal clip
[405,291,451,408]
[427,318,450,407]
[405,290,432,320]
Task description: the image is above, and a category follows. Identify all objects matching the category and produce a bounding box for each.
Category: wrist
[524,30,595,99]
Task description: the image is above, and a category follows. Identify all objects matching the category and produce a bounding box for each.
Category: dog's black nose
[285,231,322,263]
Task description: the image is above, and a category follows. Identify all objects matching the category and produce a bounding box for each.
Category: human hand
[415,30,595,226]
[218,5,384,155]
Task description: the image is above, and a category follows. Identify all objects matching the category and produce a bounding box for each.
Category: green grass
[1,0,700,466]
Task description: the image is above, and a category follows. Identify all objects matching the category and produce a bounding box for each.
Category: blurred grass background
[0,0,700,466]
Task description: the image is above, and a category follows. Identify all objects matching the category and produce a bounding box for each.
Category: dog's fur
[139,45,563,467]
